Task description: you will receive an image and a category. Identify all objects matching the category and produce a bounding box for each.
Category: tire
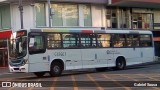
[96,67,106,72]
[50,62,63,77]
[115,57,126,70]
[34,72,45,77]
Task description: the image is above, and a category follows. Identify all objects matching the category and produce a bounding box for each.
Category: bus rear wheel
[115,57,126,70]
[50,62,63,77]
[34,72,45,77]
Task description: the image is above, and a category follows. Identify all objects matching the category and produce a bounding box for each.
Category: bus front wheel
[115,57,126,70]
[50,62,63,77]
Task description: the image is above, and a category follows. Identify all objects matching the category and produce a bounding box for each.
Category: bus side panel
[141,47,155,63]
[48,49,82,70]
[81,49,99,68]
[81,48,114,68]
[28,52,49,72]
[100,48,114,67]
[114,48,142,66]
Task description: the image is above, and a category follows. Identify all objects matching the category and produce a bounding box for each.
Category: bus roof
[30,28,152,34]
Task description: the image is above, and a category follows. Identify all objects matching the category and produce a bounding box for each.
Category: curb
[0,67,8,69]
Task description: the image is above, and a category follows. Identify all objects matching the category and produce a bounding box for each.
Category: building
[1,0,160,67]
[0,30,12,67]
[108,0,160,30]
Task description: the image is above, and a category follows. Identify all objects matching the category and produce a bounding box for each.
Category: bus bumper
[9,64,28,73]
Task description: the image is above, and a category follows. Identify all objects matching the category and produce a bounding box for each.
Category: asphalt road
[0,62,160,90]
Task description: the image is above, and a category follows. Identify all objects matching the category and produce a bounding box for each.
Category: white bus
[8,29,155,77]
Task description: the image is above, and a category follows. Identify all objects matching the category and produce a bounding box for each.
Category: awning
[109,0,160,9]
[0,30,12,39]
[0,0,108,4]
[48,0,108,4]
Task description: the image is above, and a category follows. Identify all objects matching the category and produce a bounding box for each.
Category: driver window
[29,35,45,54]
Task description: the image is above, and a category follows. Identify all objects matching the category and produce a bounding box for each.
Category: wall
[91,5,105,27]
[0,4,11,30]
[11,4,34,32]
[10,3,106,30]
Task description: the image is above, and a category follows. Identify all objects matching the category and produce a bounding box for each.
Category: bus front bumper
[9,64,28,73]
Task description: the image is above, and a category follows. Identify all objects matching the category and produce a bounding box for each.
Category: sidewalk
[0,67,9,74]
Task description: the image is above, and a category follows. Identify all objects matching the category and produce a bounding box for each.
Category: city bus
[8,28,155,77]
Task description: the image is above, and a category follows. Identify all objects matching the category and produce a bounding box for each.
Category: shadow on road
[14,65,149,80]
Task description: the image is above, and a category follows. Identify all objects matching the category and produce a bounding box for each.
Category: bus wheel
[96,67,106,72]
[50,62,63,77]
[34,72,45,77]
[116,57,126,70]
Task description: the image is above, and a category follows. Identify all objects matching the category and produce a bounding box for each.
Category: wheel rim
[53,65,60,73]
[118,61,124,68]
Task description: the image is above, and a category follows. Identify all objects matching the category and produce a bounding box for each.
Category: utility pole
[19,0,24,29]
[48,0,51,27]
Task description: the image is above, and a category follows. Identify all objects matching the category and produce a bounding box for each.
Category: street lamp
[48,0,51,28]
[19,0,24,29]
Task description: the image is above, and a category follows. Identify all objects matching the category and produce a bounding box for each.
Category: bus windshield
[9,36,27,59]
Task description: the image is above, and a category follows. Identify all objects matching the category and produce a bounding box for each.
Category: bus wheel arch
[115,56,126,70]
[50,59,64,77]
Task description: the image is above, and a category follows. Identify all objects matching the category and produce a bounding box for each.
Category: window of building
[119,9,129,29]
[0,12,1,29]
[83,5,92,26]
[0,39,7,48]
[51,4,78,26]
[106,8,118,28]
[0,5,11,29]
[131,13,153,30]
[35,3,46,27]
[97,34,111,48]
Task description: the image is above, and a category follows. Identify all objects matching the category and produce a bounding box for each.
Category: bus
[8,28,155,77]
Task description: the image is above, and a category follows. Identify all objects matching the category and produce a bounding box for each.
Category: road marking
[50,77,58,90]
[86,74,104,90]
[138,74,159,81]
[119,74,160,90]
[28,78,41,90]
[71,75,78,90]
[102,74,131,90]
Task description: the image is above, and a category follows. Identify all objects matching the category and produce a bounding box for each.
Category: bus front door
[28,52,49,72]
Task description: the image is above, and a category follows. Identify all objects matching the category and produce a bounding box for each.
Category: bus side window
[97,34,111,48]
[126,34,133,47]
[113,34,126,47]
[140,35,152,47]
[62,34,80,48]
[29,38,35,48]
[29,34,46,54]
